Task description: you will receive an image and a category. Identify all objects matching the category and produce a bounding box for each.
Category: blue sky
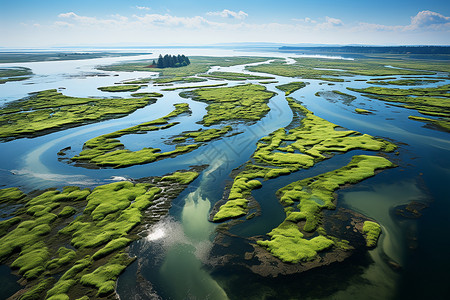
[1,0,449,47]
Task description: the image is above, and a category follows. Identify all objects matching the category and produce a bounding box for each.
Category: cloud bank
[206,9,248,20]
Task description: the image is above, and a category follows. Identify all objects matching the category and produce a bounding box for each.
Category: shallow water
[0,48,449,299]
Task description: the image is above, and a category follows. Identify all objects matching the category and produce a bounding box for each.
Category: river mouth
[1,48,449,299]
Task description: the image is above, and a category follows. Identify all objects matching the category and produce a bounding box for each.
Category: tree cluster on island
[151,54,191,68]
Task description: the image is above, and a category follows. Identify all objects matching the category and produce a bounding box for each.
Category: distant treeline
[279,46,450,55]
[153,54,191,68]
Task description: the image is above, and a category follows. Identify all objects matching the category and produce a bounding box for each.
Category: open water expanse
[0,48,449,299]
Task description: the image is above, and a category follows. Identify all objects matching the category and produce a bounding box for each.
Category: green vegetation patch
[276,81,307,96]
[246,57,437,79]
[355,108,371,114]
[99,56,273,82]
[71,103,199,168]
[80,253,130,296]
[0,169,199,299]
[367,79,442,86]
[161,83,227,91]
[349,84,450,97]
[408,115,450,131]
[0,187,26,203]
[257,221,334,263]
[0,89,157,141]
[362,221,382,247]
[182,84,276,126]
[0,76,31,84]
[349,84,450,131]
[199,71,274,81]
[161,171,200,184]
[320,77,345,82]
[212,98,396,222]
[176,126,233,142]
[257,155,393,262]
[0,67,33,84]
[98,85,143,92]
[131,92,163,98]
[154,76,207,84]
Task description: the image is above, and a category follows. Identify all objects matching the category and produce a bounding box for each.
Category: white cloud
[136,6,150,11]
[316,16,344,29]
[20,9,446,47]
[409,10,450,29]
[358,10,450,32]
[292,17,317,24]
[133,13,214,28]
[206,9,248,20]
[57,12,128,27]
[292,16,343,29]
[53,21,74,28]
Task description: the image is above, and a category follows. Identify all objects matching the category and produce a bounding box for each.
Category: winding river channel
[0,48,449,299]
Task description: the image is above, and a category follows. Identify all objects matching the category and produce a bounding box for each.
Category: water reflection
[141,189,227,299]
[336,179,428,299]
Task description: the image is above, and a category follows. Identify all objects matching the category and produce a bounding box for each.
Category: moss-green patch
[408,115,450,131]
[60,182,161,248]
[0,67,33,84]
[130,92,163,98]
[0,187,26,203]
[80,253,132,297]
[0,217,21,237]
[212,165,267,222]
[257,221,334,263]
[276,81,307,96]
[0,76,31,84]
[320,77,345,82]
[367,79,441,86]
[199,71,274,81]
[92,237,132,260]
[362,221,382,247]
[162,83,227,91]
[277,155,394,232]
[247,57,435,78]
[46,247,76,270]
[10,244,49,279]
[349,84,450,131]
[71,103,198,168]
[161,171,199,185]
[0,187,90,260]
[122,78,152,84]
[176,125,233,142]
[349,84,450,97]
[1,169,197,299]
[155,76,208,84]
[98,85,143,92]
[257,155,392,262]
[46,279,75,299]
[20,277,54,300]
[58,206,77,218]
[355,108,371,114]
[182,84,276,126]
[0,89,157,141]
[99,56,273,77]
[213,98,396,222]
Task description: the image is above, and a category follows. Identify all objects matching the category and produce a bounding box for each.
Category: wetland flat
[0,48,449,300]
